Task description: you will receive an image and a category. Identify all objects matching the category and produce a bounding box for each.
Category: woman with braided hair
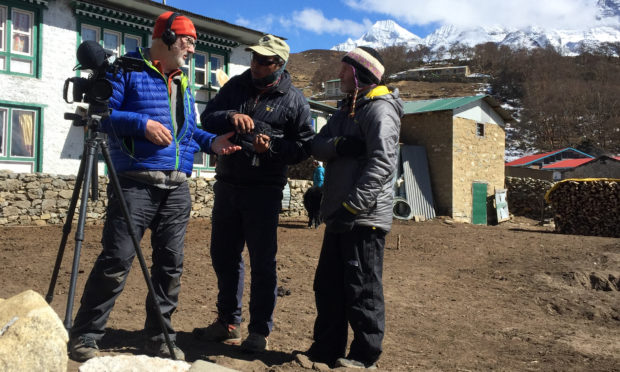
[307,46,404,369]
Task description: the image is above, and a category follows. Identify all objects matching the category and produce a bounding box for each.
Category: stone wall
[0,171,314,227]
[0,171,562,226]
[400,111,454,215]
[452,117,505,222]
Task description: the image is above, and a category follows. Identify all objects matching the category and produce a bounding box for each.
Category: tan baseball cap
[245,34,289,62]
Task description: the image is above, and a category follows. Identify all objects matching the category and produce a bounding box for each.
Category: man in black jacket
[193,35,314,352]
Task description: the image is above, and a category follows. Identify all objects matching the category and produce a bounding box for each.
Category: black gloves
[325,204,357,233]
[231,120,273,155]
[334,136,365,157]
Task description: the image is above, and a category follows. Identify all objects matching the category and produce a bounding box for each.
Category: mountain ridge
[331,1,620,55]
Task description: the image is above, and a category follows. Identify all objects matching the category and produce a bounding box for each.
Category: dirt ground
[1,216,619,371]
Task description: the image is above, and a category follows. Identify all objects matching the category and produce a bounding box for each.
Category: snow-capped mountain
[331,1,620,55]
[332,20,423,52]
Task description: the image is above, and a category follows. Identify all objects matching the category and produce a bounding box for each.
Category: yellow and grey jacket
[311,86,403,232]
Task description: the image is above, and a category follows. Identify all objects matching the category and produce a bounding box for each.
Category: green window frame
[0,101,43,172]
[192,99,216,174]
[0,1,42,78]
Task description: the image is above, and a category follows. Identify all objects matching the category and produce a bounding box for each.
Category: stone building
[391,65,471,80]
[399,95,512,223]
[324,78,343,99]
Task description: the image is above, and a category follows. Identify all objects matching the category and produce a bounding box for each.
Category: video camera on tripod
[63,40,144,124]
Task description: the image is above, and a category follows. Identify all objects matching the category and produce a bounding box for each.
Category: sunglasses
[252,54,278,66]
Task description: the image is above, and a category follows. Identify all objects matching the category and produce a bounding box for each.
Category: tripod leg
[99,140,177,360]
[46,145,88,304]
[63,139,99,330]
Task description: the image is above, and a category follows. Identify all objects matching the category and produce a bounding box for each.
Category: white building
[0,0,271,177]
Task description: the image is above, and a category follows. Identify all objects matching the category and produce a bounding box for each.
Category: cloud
[235,15,277,33]
[282,8,372,36]
[343,0,606,30]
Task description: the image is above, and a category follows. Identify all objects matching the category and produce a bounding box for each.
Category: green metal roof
[308,99,337,113]
[402,95,514,122]
[403,96,485,114]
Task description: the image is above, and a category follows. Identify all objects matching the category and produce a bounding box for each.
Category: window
[124,35,141,54]
[79,23,145,58]
[476,122,485,137]
[81,25,99,43]
[194,52,207,86]
[209,54,224,87]
[186,50,227,90]
[12,9,32,55]
[0,7,5,53]
[0,4,39,77]
[103,29,121,56]
[0,105,40,171]
[11,109,35,157]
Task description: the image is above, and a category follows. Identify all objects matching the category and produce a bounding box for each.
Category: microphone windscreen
[77,40,107,70]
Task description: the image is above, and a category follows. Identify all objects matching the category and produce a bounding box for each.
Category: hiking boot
[335,357,377,369]
[240,332,269,353]
[192,320,241,345]
[144,339,185,360]
[68,335,99,362]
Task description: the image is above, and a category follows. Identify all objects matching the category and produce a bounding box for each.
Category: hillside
[287,49,486,100]
[287,49,344,97]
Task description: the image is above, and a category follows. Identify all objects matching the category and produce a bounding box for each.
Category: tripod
[46,113,178,359]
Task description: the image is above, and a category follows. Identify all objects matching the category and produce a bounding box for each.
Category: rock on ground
[0,290,68,372]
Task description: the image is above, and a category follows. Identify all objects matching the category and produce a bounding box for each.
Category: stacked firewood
[545,179,619,237]
[505,177,554,219]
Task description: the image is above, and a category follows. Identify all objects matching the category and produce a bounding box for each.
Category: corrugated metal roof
[542,158,594,169]
[506,147,594,167]
[403,96,483,114]
[402,95,514,122]
[505,149,564,166]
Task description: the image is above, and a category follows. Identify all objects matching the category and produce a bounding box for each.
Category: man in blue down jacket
[308,47,403,369]
[192,35,314,353]
[68,11,240,362]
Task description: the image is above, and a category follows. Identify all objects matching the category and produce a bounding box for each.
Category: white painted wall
[228,45,251,78]
[453,100,505,127]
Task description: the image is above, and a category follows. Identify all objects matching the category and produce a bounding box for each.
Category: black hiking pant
[210,181,282,336]
[71,178,190,342]
[309,225,386,366]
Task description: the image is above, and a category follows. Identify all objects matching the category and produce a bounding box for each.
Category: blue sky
[165,0,607,53]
